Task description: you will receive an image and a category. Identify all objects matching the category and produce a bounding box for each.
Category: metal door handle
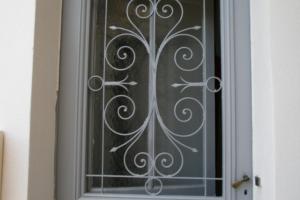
[232,175,250,189]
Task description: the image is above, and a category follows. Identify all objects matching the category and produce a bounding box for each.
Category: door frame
[56,0,252,200]
[221,0,253,200]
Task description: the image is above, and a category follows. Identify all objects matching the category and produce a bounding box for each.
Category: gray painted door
[56,0,252,200]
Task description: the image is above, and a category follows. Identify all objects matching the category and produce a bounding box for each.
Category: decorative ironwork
[88,0,222,196]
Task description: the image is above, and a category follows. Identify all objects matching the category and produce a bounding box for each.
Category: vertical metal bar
[101,0,108,194]
[203,0,207,196]
[220,0,227,196]
[148,0,156,186]
[86,0,97,193]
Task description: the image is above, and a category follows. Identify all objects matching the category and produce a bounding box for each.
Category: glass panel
[86,0,222,198]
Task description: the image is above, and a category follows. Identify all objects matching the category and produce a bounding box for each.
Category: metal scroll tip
[193,26,202,30]
[192,148,198,153]
[109,25,117,30]
[110,147,118,152]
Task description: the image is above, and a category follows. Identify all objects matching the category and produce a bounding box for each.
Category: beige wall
[27,0,62,200]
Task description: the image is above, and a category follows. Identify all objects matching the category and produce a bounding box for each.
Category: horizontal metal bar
[90,183,205,192]
[80,193,224,200]
[86,174,223,181]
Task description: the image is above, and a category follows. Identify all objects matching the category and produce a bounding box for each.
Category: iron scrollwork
[88,0,223,195]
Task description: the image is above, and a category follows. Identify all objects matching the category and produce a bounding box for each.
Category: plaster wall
[250,0,275,200]
[27,0,62,200]
[270,0,300,199]
[0,1,36,200]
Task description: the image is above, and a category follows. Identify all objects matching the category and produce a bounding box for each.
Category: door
[56,0,252,200]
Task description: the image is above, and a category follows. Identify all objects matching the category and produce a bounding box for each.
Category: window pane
[86,0,222,197]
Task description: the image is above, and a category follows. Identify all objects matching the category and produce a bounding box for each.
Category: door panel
[56,0,252,200]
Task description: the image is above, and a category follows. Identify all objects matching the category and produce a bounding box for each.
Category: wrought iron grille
[85,0,223,198]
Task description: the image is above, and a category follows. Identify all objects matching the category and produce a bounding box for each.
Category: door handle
[232,175,250,189]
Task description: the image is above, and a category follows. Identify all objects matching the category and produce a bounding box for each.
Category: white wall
[250,0,276,200]
[270,0,300,199]
[0,0,36,200]
[251,0,300,199]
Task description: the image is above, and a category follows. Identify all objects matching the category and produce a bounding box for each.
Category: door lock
[232,175,250,189]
